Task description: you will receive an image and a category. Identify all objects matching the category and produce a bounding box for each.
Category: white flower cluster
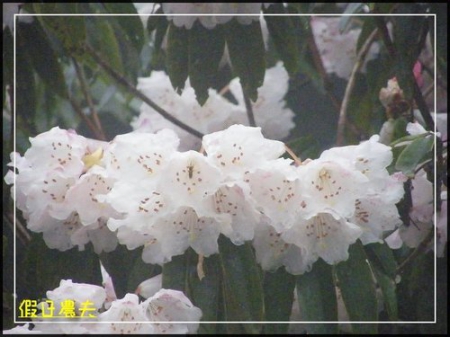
[6,124,405,275]
[3,279,202,334]
[132,62,295,151]
[310,17,380,80]
[160,3,271,29]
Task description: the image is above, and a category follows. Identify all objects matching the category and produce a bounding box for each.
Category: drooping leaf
[395,135,434,177]
[161,250,192,293]
[165,22,189,93]
[335,241,378,334]
[372,265,398,321]
[188,22,225,105]
[296,259,338,334]
[218,235,264,334]
[364,242,398,279]
[262,268,296,334]
[224,19,266,102]
[32,3,87,60]
[99,245,142,299]
[17,21,68,99]
[190,253,221,334]
[102,3,144,53]
[85,17,123,75]
[263,4,300,76]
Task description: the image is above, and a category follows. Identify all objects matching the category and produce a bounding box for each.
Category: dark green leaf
[102,3,144,53]
[296,259,338,334]
[86,17,123,75]
[224,20,266,101]
[218,236,264,334]
[188,22,225,105]
[165,23,189,93]
[15,36,37,124]
[19,234,102,304]
[33,4,87,60]
[364,243,398,279]
[190,254,221,334]
[262,268,296,334]
[99,245,142,299]
[372,266,398,321]
[161,251,192,293]
[263,4,300,76]
[335,241,378,333]
[17,21,68,98]
[395,135,434,177]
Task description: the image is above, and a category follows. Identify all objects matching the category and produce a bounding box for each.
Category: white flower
[202,124,286,181]
[243,158,304,232]
[96,294,154,334]
[142,288,202,334]
[310,17,380,79]
[135,274,162,299]
[133,73,237,151]
[253,220,312,275]
[296,158,368,219]
[228,62,295,141]
[283,211,363,265]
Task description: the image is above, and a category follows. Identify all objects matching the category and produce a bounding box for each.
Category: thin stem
[242,87,256,127]
[284,144,302,166]
[68,96,103,140]
[84,44,204,139]
[72,58,106,141]
[336,28,379,146]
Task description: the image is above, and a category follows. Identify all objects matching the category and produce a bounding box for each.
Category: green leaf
[148,7,169,70]
[19,234,102,304]
[218,236,264,334]
[99,245,142,299]
[17,21,68,98]
[296,259,338,334]
[372,266,398,321]
[224,20,266,101]
[395,135,434,177]
[339,3,365,33]
[390,132,429,147]
[262,268,296,334]
[190,254,221,334]
[188,22,225,105]
[33,4,86,59]
[165,22,189,93]
[15,35,37,124]
[161,251,191,293]
[263,4,300,76]
[86,17,123,75]
[335,241,378,333]
[364,243,398,279]
[102,3,144,53]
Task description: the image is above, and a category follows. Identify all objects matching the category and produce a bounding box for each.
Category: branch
[73,58,107,141]
[336,28,379,146]
[83,44,204,140]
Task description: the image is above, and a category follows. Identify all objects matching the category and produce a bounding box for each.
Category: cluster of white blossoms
[310,16,380,80]
[6,123,405,275]
[160,3,272,29]
[3,279,202,334]
[132,62,295,151]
